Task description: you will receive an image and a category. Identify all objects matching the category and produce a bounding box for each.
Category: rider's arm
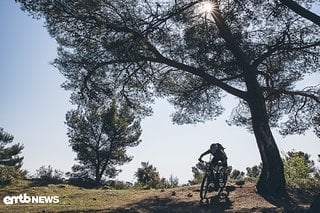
[198,149,211,162]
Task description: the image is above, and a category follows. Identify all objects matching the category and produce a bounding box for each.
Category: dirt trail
[102,182,310,213]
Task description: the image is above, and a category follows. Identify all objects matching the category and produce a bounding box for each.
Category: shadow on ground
[62,196,234,213]
[61,195,281,213]
[58,183,317,213]
[60,186,282,213]
[121,194,233,212]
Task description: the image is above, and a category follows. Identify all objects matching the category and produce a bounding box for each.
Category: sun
[199,1,214,15]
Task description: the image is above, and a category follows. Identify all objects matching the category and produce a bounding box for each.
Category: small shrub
[246,163,262,178]
[284,151,320,188]
[134,162,161,188]
[0,166,23,185]
[229,169,245,180]
[34,165,64,184]
[188,162,206,185]
[67,177,97,188]
[104,180,132,190]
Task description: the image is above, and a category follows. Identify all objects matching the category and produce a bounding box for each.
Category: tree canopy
[66,102,141,184]
[135,161,161,188]
[17,0,320,129]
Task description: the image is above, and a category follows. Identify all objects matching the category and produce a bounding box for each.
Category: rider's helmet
[210,143,218,153]
[210,143,224,153]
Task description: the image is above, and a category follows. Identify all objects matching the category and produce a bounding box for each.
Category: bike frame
[200,159,228,202]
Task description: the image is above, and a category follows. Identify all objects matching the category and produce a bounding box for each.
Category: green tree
[159,177,167,189]
[66,103,141,185]
[167,174,179,188]
[246,163,262,179]
[189,162,206,185]
[0,128,24,169]
[135,161,161,188]
[0,128,24,184]
[34,165,64,184]
[283,151,317,188]
[158,175,179,188]
[230,169,245,180]
[17,0,320,201]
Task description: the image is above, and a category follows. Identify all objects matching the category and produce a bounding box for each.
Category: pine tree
[246,163,262,179]
[135,162,161,188]
[283,151,317,188]
[0,128,24,169]
[188,162,206,185]
[66,103,141,185]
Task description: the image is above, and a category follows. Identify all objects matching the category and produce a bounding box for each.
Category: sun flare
[199,1,214,14]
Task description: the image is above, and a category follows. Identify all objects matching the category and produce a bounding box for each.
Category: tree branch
[279,0,320,26]
[98,21,249,101]
[145,55,248,101]
[252,39,320,68]
[265,87,320,104]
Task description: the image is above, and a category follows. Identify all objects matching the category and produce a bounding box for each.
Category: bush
[34,165,64,184]
[188,162,206,185]
[246,163,262,178]
[284,151,320,188]
[230,169,245,180]
[158,175,179,189]
[0,166,24,185]
[166,175,179,188]
[67,177,97,188]
[104,180,132,190]
[134,162,161,188]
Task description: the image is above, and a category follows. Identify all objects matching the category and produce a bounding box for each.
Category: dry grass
[0,179,315,212]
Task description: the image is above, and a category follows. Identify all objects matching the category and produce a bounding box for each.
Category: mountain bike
[200,160,228,203]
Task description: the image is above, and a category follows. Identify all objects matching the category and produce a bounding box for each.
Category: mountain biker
[198,143,228,167]
[198,143,228,191]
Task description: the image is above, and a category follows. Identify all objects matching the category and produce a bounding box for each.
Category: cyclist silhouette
[198,143,229,198]
[198,143,228,168]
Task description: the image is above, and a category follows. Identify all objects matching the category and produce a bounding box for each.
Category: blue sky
[1,1,319,184]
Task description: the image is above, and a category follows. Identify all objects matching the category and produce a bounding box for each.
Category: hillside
[0,180,315,212]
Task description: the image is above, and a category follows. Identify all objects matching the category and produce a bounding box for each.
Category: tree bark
[246,87,287,198]
[243,56,287,199]
[95,168,101,186]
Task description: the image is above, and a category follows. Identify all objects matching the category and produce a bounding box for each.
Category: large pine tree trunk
[247,96,287,198]
[245,67,288,199]
[245,80,301,211]
[243,66,299,211]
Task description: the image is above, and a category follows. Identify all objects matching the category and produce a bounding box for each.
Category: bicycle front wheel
[200,175,209,200]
